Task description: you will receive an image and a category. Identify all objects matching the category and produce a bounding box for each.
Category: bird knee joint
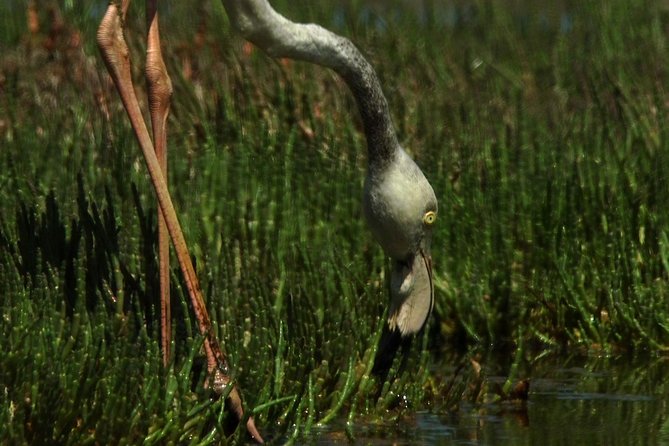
[146,61,173,103]
[97,5,129,66]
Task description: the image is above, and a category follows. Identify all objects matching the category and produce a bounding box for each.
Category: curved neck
[332,41,399,168]
[222,0,400,169]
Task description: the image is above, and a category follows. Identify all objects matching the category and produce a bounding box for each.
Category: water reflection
[449,354,669,445]
[299,354,669,445]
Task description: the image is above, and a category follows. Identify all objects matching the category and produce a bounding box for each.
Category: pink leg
[146,0,172,368]
[97,2,263,442]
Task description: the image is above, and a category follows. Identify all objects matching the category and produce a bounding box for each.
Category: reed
[2,0,669,442]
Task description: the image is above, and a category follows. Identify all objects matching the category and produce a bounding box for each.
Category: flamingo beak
[387,247,434,337]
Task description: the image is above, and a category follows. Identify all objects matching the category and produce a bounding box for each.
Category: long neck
[333,41,399,168]
[222,0,400,168]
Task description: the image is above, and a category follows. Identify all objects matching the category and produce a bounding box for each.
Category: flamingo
[96,0,437,442]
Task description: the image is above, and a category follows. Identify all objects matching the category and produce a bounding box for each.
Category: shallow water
[296,354,669,445]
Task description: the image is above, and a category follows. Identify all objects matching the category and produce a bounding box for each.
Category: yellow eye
[423,211,437,225]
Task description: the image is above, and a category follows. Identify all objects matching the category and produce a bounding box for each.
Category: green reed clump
[3,0,669,442]
[383,0,669,354]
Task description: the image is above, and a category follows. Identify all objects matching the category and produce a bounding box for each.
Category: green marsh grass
[2,0,669,443]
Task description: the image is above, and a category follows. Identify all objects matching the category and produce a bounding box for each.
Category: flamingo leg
[145,0,172,368]
[97,1,263,442]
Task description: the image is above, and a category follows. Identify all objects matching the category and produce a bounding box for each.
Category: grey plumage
[222,0,438,374]
[365,148,437,375]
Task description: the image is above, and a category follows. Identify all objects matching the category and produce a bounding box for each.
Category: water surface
[297,354,669,445]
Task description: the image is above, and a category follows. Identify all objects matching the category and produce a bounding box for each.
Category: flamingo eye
[423,211,437,225]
